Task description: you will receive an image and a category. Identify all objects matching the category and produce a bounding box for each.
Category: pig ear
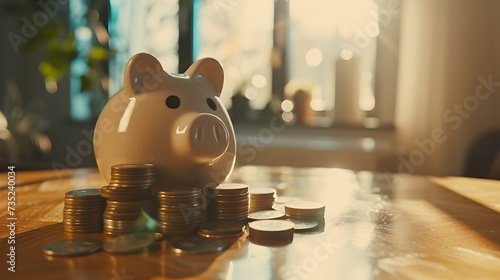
[124,53,164,96]
[185,57,224,96]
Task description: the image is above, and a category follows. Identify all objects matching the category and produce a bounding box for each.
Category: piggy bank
[93,53,236,191]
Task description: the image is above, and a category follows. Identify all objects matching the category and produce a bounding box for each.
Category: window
[193,0,274,109]
[101,0,400,128]
[109,0,179,93]
[287,0,378,126]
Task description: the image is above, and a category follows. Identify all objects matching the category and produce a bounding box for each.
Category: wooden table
[1,166,500,279]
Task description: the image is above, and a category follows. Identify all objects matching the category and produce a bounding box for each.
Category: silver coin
[103,232,156,253]
[284,218,318,231]
[170,236,228,254]
[65,189,102,197]
[248,210,285,220]
[43,238,102,257]
[274,196,303,204]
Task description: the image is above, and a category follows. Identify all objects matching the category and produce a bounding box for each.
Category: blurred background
[0,0,499,179]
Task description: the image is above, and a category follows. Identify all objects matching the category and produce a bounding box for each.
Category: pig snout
[173,113,229,163]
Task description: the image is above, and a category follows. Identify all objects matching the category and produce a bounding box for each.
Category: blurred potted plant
[0,0,111,168]
[2,0,111,99]
[0,81,51,169]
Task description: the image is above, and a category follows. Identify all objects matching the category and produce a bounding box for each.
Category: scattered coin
[274,196,303,205]
[170,236,228,254]
[248,210,285,221]
[103,232,156,253]
[197,221,245,238]
[284,200,326,231]
[284,218,318,231]
[43,238,102,257]
[248,220,294,245]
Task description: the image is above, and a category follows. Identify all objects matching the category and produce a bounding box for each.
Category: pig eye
[206,98,217,111]
[166,95,180,109]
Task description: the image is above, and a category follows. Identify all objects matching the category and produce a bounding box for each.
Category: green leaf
[88,46,109,61]
[39,61,66,81]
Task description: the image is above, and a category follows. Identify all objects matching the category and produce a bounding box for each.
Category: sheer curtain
[395,0,500,176]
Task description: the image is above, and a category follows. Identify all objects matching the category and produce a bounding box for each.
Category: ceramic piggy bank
[93,53,236,191]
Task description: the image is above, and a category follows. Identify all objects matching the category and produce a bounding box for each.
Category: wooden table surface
[1,166,500,279]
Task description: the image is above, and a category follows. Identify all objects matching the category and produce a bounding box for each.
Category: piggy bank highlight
[93,53,236,191]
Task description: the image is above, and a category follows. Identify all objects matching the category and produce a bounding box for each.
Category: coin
[197,221,245,238]
[111,163,155,171]
[284,201,325,212]
[249,187,276,196]
[205,184,250,223]
[103,232,156,253]
[157,188,203,236]
[248,210,285,220]
[207,183,248,195]
[43,238,102,257]
[106,200,152,207]
[249,220,294,232]
[284,200,325,222]
[274,196,303,204]
[65,189,102,198]
[248,220,294,245]
[284,218,318,231]
[249,187,275,213]
[157,189,201,196]
[272,203,285,212]
[63,188,106,234]
[170,236,228,254]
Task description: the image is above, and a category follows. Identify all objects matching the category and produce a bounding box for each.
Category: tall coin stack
[157,189,203,236]
[63,189,106,233]
[101,164,155,236]
[249,187,276,213]
[206,183,249,222]
[284,201,325,229]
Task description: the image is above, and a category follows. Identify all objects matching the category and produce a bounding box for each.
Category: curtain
[395,0,500,176]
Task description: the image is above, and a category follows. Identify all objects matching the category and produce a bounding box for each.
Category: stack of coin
[248,220,295,245]
[63,189,106,233]
[157,189,203,236]
[249,187,276,213]
[206,183,249,222]
[284,201,325,229]
[102,164,156,236]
